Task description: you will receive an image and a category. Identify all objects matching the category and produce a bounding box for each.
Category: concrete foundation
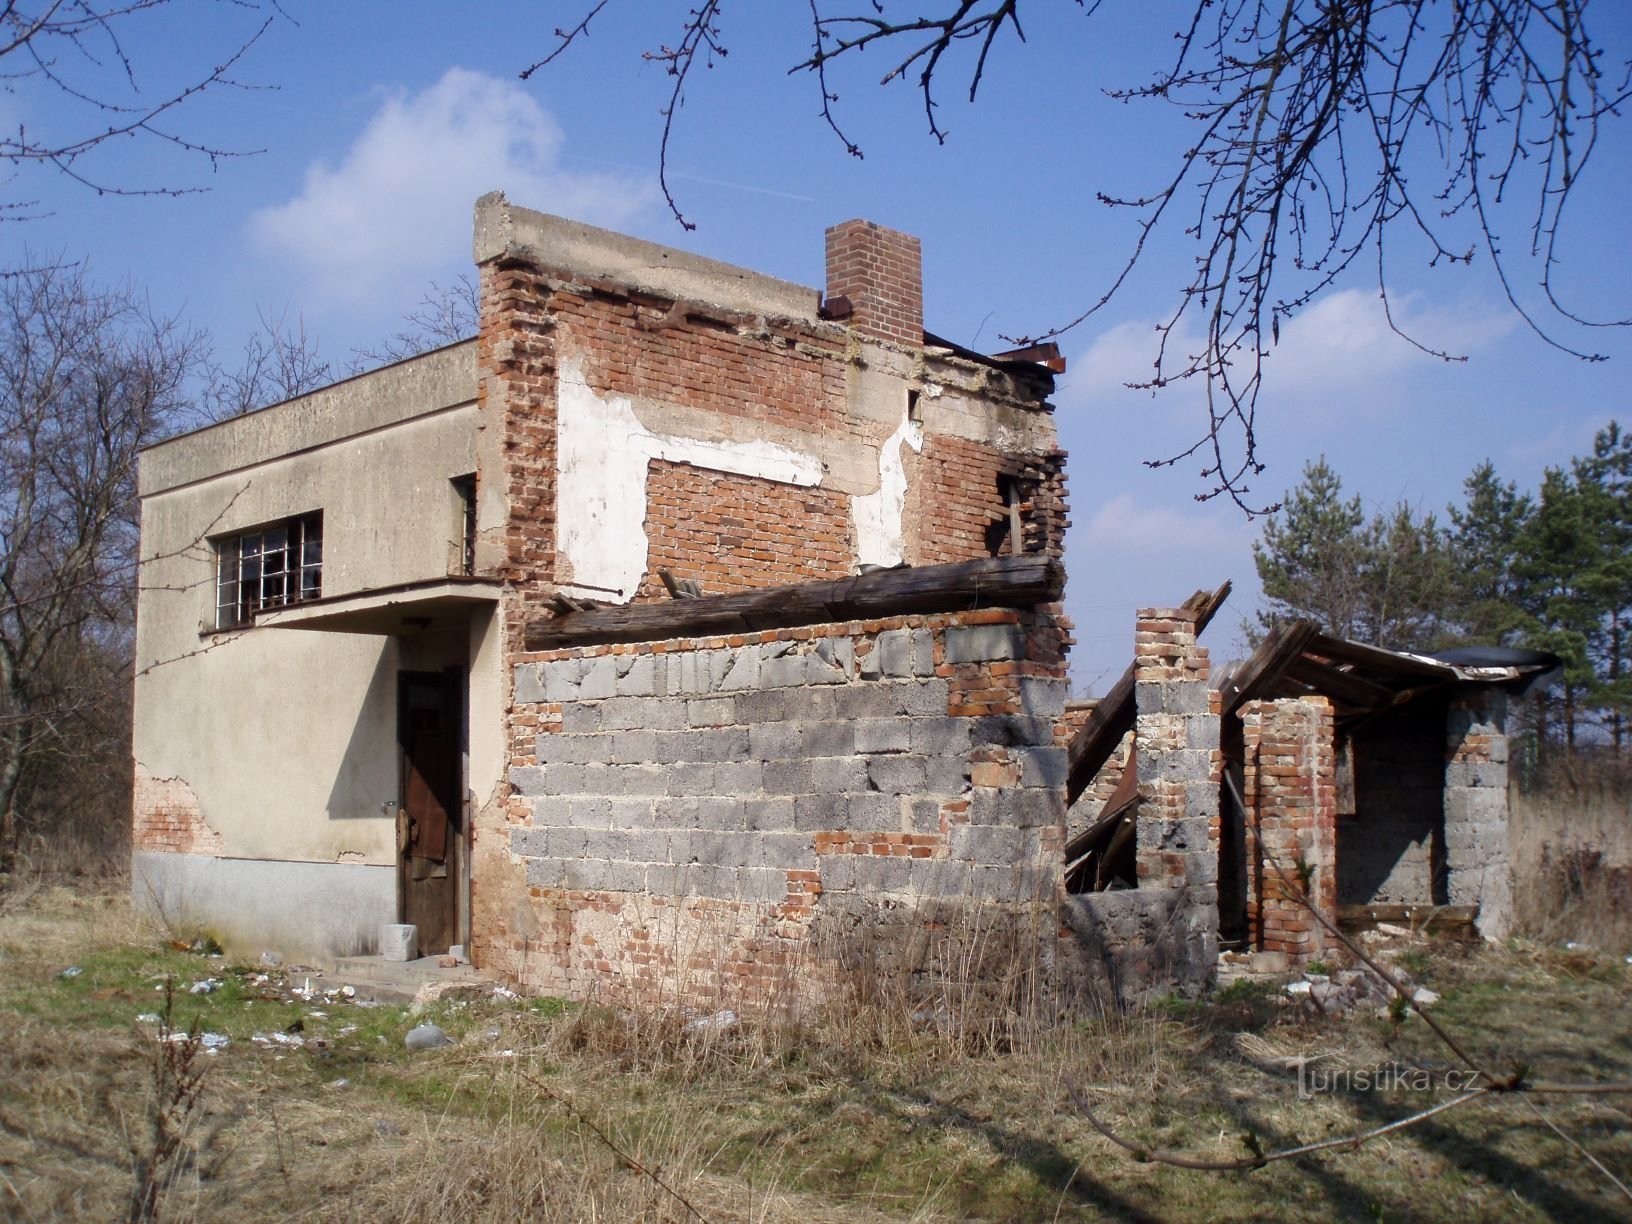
[132,853,395,963]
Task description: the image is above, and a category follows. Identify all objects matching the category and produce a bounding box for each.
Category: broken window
[214,512,322,629]
[451,475,476,576]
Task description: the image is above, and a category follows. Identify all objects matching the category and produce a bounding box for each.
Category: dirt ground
[1,880,1628,1222]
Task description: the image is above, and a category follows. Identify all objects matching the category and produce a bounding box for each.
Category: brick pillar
[824,220,923,347]
[1132,607,1219,982]
[1445,691,1511,939]
[1240,697,1337,964]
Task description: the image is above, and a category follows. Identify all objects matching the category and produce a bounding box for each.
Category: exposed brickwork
[1240,697,1337,963]
[477,608,1069,1007]
[637,460,853,599]
[133,772,223,856]
[825,220,923,347]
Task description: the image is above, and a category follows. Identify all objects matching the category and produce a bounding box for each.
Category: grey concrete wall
[1445,692,1512,938]
[1340,701,1448,905]
[509,625,1066,907]
[134,345,490,867]
[133,852,395,962]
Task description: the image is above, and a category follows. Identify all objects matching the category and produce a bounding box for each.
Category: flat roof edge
[474,192,820,322]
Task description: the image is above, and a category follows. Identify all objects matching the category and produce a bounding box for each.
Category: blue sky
[8,2,1631,690]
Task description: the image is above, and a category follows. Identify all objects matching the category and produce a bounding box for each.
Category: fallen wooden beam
[1336,903,1479,939]
[526,554,1064,650]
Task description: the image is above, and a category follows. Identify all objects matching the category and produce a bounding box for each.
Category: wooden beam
[1063,580,1232,807]
[525,554,1064,650]
[1219,619,1320,718]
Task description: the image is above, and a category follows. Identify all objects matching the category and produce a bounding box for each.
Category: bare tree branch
[533,2,1631,513]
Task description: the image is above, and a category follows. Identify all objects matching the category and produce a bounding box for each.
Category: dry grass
[1511,776,1632,952]
[1,880,1629,1221]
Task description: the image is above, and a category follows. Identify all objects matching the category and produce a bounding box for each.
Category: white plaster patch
[850,407,924,568]
[556,358,824,599]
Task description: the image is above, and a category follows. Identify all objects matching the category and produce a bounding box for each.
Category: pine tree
[1448,461,1535,646]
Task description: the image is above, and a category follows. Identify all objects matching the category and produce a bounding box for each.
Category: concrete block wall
[1059,608,1220,1000]
[1240,697,1338,964]
[1445,690,1512,938]
[478,607,1070,1006]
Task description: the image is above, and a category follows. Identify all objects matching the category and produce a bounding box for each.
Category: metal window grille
[214,513,322,629]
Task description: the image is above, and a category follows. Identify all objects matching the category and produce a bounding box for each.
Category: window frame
[212,511,323,630]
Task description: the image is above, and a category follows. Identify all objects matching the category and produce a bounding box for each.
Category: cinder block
[811,756,868,792]
[508,765,548,797]
[945,624,1023,663]
[561,702,601,733]
[525,857,566,886]
[800,720,855,757]
[615,766,666,797]
[688,696,736,728]
[867,755,927,794]
[855,718,911,754]
[760,833,811,869]
[847,792,901,831]
[763,759,813,795]
[834,685,898,719]
[609,729,658,765]
[578,656,620,701]
[877,629,913,677]
[911,718,972,757]
[813,637,854,680]
[911,629,936,676]
[542,658,587,703]
[1019,747,1068,789]
[615,655,659,698]
[1019,676,1067,718]
[761,655,809,688]
[743,796,795,832]
[973,714,1054,747]
[513,664,546,705]
[694,726,751,762]
[563,798,611,829]
[735,689,788,722]
[924,757,971,794]
[749,722,800,760]
[666,760,715,797]
[738,867,789,904]
[716,649,761,691]
[509,827,549,858]
[696,796,746,831]
[606,797,657,828]
[900,680,953,717]
[713,759,764,795]
[794,792,847,831]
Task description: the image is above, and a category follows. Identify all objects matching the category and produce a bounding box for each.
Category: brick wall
[825,220,923,347]
[478,608,1069,1006]
[637,460,853,599]
[1240,697,1337,963]
[132,771,223,856]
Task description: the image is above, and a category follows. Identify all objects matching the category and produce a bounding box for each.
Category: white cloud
[250,68,650,307]
[1059,288,1512,417]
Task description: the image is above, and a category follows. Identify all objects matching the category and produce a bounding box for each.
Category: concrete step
[328,954,494,1003]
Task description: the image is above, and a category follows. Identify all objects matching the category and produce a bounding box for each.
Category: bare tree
[204,306,332,420]
[0,0,285,215]
[0,260,203,871]
[349,274,479,370]
[532,3,1631,511]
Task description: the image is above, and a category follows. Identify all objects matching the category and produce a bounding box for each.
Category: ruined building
[133,195,1540,1006]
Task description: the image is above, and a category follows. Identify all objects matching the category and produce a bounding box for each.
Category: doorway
[398,669,466,955]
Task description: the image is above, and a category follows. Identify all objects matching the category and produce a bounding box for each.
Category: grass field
[0,881,1628,1222]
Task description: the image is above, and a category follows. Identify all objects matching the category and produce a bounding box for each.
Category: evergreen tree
[1254,458,1452,650]
[1448,461,1535,646]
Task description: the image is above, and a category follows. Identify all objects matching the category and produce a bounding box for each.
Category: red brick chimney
[824,220,923,347]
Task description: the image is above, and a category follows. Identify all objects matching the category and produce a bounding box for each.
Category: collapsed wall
[475,606,1071,1007]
